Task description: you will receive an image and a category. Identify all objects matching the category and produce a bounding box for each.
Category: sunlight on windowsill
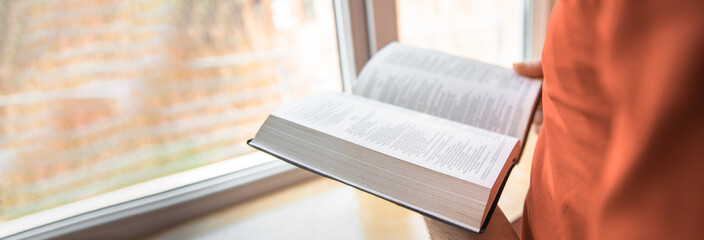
[146,125,539,240]
[0,148,275,238]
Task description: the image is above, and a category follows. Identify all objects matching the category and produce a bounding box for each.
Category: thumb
[513,60,543,79]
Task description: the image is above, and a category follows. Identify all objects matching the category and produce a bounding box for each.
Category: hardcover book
[248,43,541,232]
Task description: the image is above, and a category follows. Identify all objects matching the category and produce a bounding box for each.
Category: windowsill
[0,151,308,239]
[3,124,538,239]
[146,176,434,239]
[146,125,540,239]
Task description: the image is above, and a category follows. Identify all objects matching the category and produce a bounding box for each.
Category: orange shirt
[522,0,704,239]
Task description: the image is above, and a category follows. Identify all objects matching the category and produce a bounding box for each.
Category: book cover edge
[477,163,516,233]
[247,138,515,233]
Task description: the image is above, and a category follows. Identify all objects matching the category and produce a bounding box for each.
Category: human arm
[424,207,518,240]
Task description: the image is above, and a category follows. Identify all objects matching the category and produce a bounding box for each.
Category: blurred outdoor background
[0,0,523,226]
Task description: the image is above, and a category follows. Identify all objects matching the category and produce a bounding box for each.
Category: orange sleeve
[523,0,704,239]
[595,0,704,239]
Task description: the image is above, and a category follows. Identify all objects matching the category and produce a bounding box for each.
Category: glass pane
[397,0,524,67]
[0,0,340,224]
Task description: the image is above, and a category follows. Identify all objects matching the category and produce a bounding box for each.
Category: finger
[533,98,543,123]
[532,98,543,133]
[513,61,543,78]
[533,111,543,134]
[533,109,543,124]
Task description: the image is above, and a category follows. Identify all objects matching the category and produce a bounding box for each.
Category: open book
[248,43,541,233]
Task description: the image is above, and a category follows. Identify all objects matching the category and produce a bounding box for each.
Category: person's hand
[424,207,518,240]
[513,60,543,133]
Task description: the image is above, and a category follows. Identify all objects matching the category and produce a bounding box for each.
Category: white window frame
[2,0,550,239]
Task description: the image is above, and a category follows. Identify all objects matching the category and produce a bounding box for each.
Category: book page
[353,43,541,140]
[271,92,518,188]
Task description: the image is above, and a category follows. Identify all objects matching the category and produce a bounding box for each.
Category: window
[1,0,544,238]
[0,0,340,236]
[396,0,526,67]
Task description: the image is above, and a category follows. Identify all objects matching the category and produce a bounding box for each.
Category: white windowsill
[0,151,277,238]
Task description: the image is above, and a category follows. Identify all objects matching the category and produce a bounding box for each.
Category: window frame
[4,157,312,240]
[2,0,547,238]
